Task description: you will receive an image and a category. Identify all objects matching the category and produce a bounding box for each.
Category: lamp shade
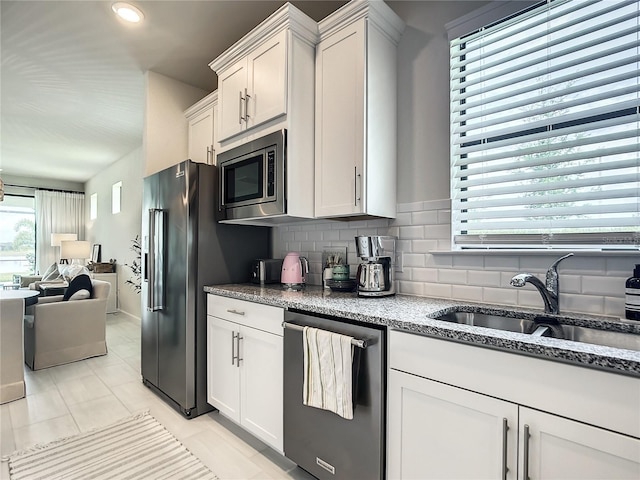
[51,233,77,247]
[60,240,91,260]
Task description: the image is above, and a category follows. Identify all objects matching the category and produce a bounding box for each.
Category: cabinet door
[218,58,247,141]
[207,316,240,422]
[388,369,518,480]
[246,30,287,129]
[239,325,283,453]
[520,407,640,479]
[315,20,366,218]
[188,105,215,164]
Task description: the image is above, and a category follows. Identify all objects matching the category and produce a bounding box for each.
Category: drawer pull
[227,309,245,316]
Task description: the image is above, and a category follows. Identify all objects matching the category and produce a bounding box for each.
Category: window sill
[429,249,639,257]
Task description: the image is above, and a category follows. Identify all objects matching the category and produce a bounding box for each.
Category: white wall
[143,71,209,176]
[272,0,638,320]
[85,147,143,319]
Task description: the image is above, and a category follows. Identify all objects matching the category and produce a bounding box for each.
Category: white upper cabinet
[185,91,218,165]
[315,1,405,219]
[209,3,318,223]
[210,4,317,144]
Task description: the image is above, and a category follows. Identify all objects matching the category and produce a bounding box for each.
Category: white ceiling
[0,0,347,184]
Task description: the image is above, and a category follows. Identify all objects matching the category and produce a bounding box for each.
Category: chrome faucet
[510,253,574,314]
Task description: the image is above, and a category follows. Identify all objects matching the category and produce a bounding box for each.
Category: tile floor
[1,313,314,480]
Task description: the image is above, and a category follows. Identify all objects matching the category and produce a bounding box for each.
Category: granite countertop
[204,284,640,378]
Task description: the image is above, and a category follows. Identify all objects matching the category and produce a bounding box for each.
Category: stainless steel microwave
[217,129,286,221]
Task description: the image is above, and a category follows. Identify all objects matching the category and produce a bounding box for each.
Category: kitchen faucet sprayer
[510,253,574,314]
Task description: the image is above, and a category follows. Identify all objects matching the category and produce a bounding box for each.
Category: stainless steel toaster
[251,259,284,284]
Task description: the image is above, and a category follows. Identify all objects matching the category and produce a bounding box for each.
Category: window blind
[450,0,640,249]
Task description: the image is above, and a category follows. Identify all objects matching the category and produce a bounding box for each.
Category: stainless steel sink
[434,310,640,351]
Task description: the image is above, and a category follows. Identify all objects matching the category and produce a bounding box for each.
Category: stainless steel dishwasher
[283,309,386,480]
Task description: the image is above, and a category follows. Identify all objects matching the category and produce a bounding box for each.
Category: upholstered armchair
[0,297,26,404]
[24,279,110,370]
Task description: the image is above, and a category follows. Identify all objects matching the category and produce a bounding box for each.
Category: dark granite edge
[204,284,640,377]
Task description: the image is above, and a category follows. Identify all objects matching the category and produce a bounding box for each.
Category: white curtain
[35,190,85,274]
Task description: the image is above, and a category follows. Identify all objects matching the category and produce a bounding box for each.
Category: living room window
[449,0,639,250]
[0,194,36,281]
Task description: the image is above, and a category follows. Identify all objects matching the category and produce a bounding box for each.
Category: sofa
[0,297,26,403]
[24,279,110,370]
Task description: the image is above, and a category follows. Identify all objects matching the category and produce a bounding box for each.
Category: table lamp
[51,233,78,264]
[60,240,91,265]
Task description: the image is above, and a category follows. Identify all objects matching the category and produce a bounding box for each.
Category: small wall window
[112,181,122,214]
[90,193,98,220]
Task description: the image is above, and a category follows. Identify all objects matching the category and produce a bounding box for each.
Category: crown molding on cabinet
[318,0,405,44]
[184,91,218,119]
[209,2,318,74]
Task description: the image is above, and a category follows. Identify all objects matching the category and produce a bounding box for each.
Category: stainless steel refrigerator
[141,160,270,418]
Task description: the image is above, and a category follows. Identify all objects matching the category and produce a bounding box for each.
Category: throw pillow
[41,263,62,281]
[63,274,93,301]
[69,289,91,301]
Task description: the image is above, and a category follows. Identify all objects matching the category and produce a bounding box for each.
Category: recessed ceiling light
[112,2,144,23]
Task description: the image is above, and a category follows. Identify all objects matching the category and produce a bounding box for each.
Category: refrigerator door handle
[147,208,166,311]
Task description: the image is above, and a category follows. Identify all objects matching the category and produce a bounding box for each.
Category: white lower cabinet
[521,408,640,479]
[206,294,284,453]
[388,330,640,479]
[388,370,518,479]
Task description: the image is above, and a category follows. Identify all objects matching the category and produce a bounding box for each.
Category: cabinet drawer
[207,294,283,336]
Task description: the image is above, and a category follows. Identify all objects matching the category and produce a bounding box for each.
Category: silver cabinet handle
[244,88,250,120]
[354,166,362,206]
[231,331,238,366]
[239,90,245,123]
[523,424,531,480]
[227,309,245,316]
[502,418,509,480]
[236,334,243,368]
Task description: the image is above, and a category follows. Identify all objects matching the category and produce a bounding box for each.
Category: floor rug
[6,411,219,480]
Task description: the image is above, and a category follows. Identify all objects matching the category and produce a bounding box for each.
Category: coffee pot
[355,236,396,297]
[281,252,309,290]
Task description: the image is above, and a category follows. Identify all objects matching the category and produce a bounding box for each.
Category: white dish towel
[302,326,354,420]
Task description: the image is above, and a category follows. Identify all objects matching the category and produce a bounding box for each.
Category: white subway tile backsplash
[604,296,625,319]
[559,274,581,294]
[423,199,451,211]
[397,201,424,213]
[606,256,639,275]
[563,256,606,275]
[582,275,625,296]
[411,210,438,226]
[437,210,451,225]
[425,224,451,240]
[467,270,501,287]
[273,201,627,318]
[412,239,439,253]
[452,255,484,269]
[482,287,518,306]
[561,293,604,315]
[391,212,412,226]
[517,289,548,310]
[427,254,453,268]
[399,225,424,239]
[436,239,452,251]
[399,281,424,296]
[412,267,438,283]
[484,255,520,270]
[323,230,340,241]
[438,268,467,285]
[404,253,426,268]
[423,282,452,298]
[452,285,483,302]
